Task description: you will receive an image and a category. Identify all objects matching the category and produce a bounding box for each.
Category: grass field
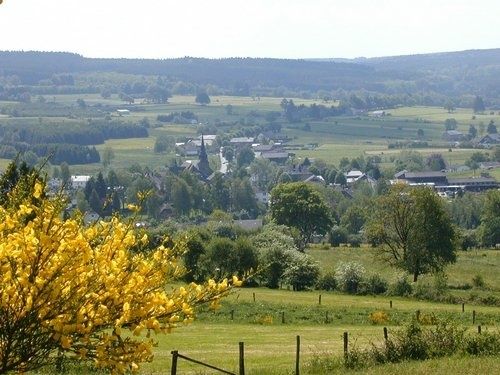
[33,287,500,375]
[136,286,499,375]
[135,246,500,374]
[307,246,500,292]
[1,95,498,175]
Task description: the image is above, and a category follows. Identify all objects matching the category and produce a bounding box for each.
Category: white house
[71,175,91,190]
[345,170,364,184]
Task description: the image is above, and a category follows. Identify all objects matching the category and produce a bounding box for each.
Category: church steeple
[198,133,212,178]
[199,134,208,164]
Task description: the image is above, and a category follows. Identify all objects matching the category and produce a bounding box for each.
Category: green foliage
[479,190,500,247]
[388,274,413,296]
[473,96,486,113]
[282,253,320,291]
[340,205,366,234]
[393,150,424,172]
[329,226,348,247]
[202,237,237,279]
[448,193,483,230]
[153,134,175,153]
[315,271,337,291]
[359,274,388,295]
[252,224,299,288]
[444,118,458,130]
[183,234,207,282]
[463,331,500,356]
[342,319,474,370]
[366,185,457,282]
[472,274,486,289]
[270,182,333,250]
[335,261,365,294]
[236,146,255,169]
[195,92,211,105]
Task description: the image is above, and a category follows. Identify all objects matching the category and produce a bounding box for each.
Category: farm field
[1,95,497,175]
[307,247,500,292]
[68,248,500,374]
[139,286,500,375]
[31,247,500,374]
[389,106,500,128]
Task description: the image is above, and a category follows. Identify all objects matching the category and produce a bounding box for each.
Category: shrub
[472,274,486,288]
[346,233,363,247]
[413,281,438,300]
[329,226,348,247]
[463,331,500,356]
[433,272,448,294]
[283,253,320,291]
[0,169,237,374]
[335,262,365,294]
[417,312,438,325]
[255,314,274,325]
[388,274,413,296]
[311,318,498,372]
[316,271,337,291]
[368,311,389,325]
[359,274,388,295]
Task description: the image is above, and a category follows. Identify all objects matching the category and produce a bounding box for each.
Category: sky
[0,0,499,59]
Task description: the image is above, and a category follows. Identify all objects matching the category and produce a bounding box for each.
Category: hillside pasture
[308,246,500,293]
[137,286,499,375]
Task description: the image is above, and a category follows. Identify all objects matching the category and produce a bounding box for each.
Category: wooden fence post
[462,303,465,312]
[295,335,300,375]
[343,332,348,359]
[478,325,481,334]
[253,292,256,303]
[239,342,245,375]
[318,294,322,305]
[170,351,178,375]
[282,311,285,324]
[383,327,388,341]
[390,300,393,309]
[416,310,420,321]
[473,310,476,324]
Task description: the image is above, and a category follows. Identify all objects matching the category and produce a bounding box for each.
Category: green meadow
[1,95,497,175]
[138,247,499,374]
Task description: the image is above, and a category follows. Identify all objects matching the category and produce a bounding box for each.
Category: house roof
[198,134,217,140]
[71,175,91,183]
[230,137,254,143]
[404,171,447,179]
[448,177,498,184]
[345,170,363,178]
[304,175,325,183]
[478,134,500,143]
[261,152,289,159]
[444,130,464,136]
[253,144,276,152]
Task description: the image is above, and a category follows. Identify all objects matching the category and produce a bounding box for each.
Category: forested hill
[1,49,500,101]
[352,48,500,72]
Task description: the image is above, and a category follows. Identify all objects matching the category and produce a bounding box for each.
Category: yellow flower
[127,203,140,212]
[232,276,243,287]
[33,182,43,199]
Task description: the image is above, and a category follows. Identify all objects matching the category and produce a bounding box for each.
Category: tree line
[1,50,500,106]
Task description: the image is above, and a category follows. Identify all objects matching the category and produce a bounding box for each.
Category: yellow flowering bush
[368,311,389,325]
[0,174,239,374]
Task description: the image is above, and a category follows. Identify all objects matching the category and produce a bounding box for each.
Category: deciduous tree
[479,190,500,247]
[270,182,333,250]
[366,185,457,282]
